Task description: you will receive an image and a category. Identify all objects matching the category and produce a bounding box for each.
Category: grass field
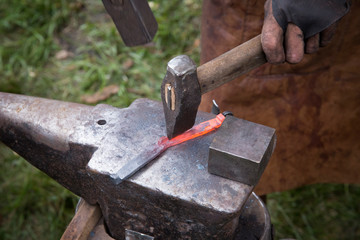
[0,0,359,239]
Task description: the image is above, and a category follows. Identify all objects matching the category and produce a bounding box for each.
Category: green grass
[0,145,78,239]
[0,0,359,239]
[268,184,360,239]
[0,0,201,106]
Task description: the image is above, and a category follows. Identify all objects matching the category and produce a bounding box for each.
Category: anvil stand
[0,92,274,239]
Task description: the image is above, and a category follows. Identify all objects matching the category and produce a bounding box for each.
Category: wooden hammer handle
[197,34,267,94]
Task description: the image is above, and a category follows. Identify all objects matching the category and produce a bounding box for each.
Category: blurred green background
[0,0,359,239]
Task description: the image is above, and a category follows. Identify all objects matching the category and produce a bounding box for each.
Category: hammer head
[102,0,158,46]
[161,55,201,139]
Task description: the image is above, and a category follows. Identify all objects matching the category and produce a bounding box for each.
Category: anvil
[0,92,274,239]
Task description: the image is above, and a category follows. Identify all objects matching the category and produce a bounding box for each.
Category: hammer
[102,0,157,46]
[161,35,267,139]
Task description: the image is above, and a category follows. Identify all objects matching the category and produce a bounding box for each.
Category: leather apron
[199,0,360,195]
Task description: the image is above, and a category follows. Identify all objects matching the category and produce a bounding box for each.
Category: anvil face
[0,93,253,239]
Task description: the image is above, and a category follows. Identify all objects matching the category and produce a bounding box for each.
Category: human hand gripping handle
[261,0,351,64]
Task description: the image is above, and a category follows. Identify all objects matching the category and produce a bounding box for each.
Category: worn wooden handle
[197,34,267,94]
[61,199,102,240]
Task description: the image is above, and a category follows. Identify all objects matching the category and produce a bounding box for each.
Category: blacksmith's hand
[261,0,351,64]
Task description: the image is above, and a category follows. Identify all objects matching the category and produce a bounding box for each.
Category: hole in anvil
[97,119,107,125]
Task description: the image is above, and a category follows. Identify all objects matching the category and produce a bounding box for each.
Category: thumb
[261,0,285,64]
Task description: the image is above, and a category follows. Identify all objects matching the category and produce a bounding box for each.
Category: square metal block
[209,116,276,186]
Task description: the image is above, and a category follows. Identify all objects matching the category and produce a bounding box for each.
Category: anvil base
[62,192,272,240]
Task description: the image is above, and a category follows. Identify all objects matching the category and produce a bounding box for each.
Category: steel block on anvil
[0,92,253,240]
[209,116,276,186]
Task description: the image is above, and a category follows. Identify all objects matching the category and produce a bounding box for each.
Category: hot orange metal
[159,113,226,149]
[113,113,226,183]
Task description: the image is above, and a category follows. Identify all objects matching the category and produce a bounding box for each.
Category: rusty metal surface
[161,55,201,139]
[209,116,276,186]
[0,92,253,239]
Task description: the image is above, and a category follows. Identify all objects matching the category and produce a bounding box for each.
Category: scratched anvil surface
[0,92,253,239]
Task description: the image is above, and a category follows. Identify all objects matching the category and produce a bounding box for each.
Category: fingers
[320,22,338,47]
[305,34,320,54]
[285,23,304,63]
[261,0,338,64]
[261,21,285,64]
[304,23,337,54]
[261,0,285,64]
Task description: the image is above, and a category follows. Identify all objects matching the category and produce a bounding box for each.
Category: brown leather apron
[199,0,360,195]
